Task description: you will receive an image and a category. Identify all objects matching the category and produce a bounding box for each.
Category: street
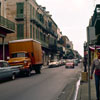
[0,64,82,100]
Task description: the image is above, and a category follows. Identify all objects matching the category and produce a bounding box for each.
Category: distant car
[65,59,74,68]
[48,61,59,68]
[59,59,65,66]
[0,60,20,80]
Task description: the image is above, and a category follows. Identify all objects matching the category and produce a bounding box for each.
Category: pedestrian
[83,57,87,72]
[90,49,100,100]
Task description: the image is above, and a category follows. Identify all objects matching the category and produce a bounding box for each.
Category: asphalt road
[0,64,82,100]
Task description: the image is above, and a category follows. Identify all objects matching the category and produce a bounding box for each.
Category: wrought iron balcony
[92,4,100,26]
[31,16,46,31]
[36,39,49,48]
[0,16,15,33]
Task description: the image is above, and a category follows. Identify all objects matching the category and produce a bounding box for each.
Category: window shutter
[30,24,32,38]
[17,24,24,39]
[17,3,24,17]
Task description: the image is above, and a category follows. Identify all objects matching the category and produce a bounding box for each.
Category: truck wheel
[35,66,41,74]
[12,74,15,80]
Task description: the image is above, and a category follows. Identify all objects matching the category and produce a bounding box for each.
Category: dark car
[73,59,79,66]
[0,60,20,80]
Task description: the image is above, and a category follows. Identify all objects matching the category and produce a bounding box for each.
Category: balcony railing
[36,39,48,48]
[92,5,100,26]
[0,16,15,32]
[31,16,46,30]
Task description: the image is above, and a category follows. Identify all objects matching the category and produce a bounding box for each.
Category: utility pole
[87,27,91,100]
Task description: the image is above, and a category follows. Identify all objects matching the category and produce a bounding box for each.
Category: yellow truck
[8,39,43,75]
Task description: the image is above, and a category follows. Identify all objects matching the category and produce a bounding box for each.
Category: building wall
[0,0,58,63]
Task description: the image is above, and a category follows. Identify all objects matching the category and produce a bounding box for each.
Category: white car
[49,61,59,68]
[0,60,20,80]
[65,59,74,68]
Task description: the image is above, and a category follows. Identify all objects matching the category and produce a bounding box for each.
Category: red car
[65,59,74,68]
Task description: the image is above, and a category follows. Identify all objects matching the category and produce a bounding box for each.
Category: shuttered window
[30,4,32,19]
[33,26,35,39]
[16,3,24,18]
[40,32,42,41]
[36,29,38,40]
[33,7,35,17]
[17,24,24,39]
[30,24,32,38]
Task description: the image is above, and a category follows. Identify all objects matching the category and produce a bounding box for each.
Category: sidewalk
[77,74,96,100]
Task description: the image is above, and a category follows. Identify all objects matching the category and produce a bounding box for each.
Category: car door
[0,66,7,79]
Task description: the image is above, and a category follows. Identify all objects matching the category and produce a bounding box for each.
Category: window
[12,52,28,58]
[36,28,39,40]
[16,3,24,17]
[30,4,32,18]
[33,26,35,39]
[40,32,42,41]
[33,7,35,16]
[30,24,32,38]
[48,21,52,28]
[0,62,8,67]
[17,24,24,39]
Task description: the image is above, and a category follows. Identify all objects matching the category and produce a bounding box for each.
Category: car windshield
[0,62,8,67]
[12,52,28,58]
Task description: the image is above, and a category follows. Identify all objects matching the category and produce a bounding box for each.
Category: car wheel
[12,74,15,80]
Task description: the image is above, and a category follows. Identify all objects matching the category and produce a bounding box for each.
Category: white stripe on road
[74,76,81,100]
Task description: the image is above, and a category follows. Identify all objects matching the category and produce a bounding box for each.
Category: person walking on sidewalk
[83,57,87,72]
[90,49,100,100]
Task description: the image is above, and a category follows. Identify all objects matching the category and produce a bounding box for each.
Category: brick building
[0,0,59,65]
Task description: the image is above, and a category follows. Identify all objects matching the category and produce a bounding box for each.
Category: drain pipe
[87,27,91,100]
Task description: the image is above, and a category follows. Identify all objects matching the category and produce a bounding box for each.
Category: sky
[36,0,100,56]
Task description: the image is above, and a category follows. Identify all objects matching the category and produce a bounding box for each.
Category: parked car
[48,61,59,68]
[58,59,65,66]
[65,59,74,68]
[0,60,20,80]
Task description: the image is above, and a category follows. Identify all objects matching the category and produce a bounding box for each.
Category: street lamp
[87,27,91,100]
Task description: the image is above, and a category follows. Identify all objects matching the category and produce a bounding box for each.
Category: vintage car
[48,61,59,68]
[0,60,20,80]
[65,59,74,68]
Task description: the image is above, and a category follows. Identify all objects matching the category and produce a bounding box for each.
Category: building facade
[57,28,65,59]
[0,0,58,65]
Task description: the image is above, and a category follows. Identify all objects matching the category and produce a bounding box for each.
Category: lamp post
[87,27,91,100]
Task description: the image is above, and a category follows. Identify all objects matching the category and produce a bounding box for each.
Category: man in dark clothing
[83,57,87,72]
